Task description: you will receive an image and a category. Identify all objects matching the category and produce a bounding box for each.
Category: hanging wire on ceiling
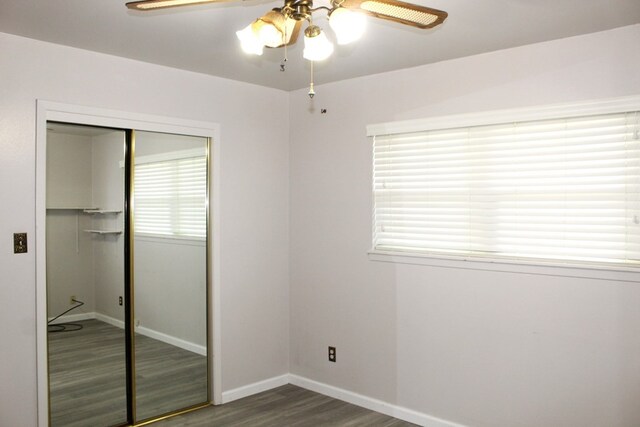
[281,24,288,72]
[308,61,315,98]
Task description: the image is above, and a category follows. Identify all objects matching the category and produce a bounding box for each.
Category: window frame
[367,95,640,274]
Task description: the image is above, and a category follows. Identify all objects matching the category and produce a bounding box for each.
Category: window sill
[368,250,640,283]
[134,233,205,247]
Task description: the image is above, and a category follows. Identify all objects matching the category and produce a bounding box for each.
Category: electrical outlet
[118,296,123,306]
[328,346,336,362]
[70,295,76,305]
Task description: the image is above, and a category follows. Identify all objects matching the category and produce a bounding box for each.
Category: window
[134,150,207,239]
[370,100,640,267]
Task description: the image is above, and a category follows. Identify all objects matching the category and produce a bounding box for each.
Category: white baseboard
[221,374,289,404]
[136,324,207,356]
[219,373,463,427]
[48,312,95,324]
[94,312,125,329]
[94,313,206,356]
[289,375,466,427]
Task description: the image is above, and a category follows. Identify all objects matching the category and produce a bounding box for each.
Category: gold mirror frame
[126,130,212,426]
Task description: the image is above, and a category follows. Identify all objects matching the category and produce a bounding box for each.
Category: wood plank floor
[48,320,128,427]
[155,385,417,427]
[135,332,207,421]
[48,319,207,427]
[49,319,416,427]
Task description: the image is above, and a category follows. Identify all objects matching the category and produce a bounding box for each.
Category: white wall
[135,132,204,156]
[46,133,96,318]
[134,237,207,347]
[91,130,126,322]
[45,211,95,318]
[46,133,93,208]
[289,25,640,427]
[0,31,290,426]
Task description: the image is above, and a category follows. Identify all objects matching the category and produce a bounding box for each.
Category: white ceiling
[0,0,639,91]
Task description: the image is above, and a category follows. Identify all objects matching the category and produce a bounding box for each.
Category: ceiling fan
[126,0,448,96]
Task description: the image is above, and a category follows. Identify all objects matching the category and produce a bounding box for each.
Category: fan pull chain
[280,25,288,72]
[308,61,315,99]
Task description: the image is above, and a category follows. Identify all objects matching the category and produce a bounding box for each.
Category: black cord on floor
[48,298,85,333]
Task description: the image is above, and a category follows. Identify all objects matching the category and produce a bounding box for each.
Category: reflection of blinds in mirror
[135,156,206,239]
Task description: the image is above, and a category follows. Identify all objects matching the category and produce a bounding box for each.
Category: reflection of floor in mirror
[48,319,207,427]
[135,328,207,421]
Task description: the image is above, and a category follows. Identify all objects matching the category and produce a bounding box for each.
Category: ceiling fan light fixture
[329,7,366,45]
[303,25,334,61]
[236,23,264,55]
[126,0,448,97]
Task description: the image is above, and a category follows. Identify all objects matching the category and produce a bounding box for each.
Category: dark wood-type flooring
[48,319,206,427]
[48,319,415,427]
[156,384,417,427]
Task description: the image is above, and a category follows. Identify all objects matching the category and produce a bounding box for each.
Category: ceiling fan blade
[126,0,230,11]
[341,0,447,29]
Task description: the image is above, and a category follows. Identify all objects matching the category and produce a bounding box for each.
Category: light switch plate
[14,233,27,254]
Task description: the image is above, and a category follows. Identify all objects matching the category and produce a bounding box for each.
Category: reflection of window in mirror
[134,148,207,240]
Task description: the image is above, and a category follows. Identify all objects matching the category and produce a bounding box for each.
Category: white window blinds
[135,154,207,239]
[372,110,640,266]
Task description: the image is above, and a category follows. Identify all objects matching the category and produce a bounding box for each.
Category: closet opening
[39,113,216,427]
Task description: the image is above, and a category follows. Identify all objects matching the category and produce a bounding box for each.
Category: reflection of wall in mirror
[46,130,124,323]
[46,132,95,319]
[134,132,208,353]
[134,236,206,350]
[92,131,126,322]
[47,129,206,354]
[135,132,204,156]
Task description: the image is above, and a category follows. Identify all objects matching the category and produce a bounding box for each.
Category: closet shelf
[84,229,123,235]
[47,207,98,210]
[83,209,122,214]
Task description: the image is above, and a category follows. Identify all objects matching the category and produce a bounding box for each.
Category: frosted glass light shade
[303,26,334,61]
[329,8,366,45]
[258,23,282,48]
[257,11,287,47]
[236,23,264,55]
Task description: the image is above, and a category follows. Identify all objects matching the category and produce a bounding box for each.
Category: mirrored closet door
[46,123,128,427]
[45,123,210,427]
[132,131,209,421]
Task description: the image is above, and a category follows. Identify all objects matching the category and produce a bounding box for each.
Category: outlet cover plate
[328,346,336,362]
